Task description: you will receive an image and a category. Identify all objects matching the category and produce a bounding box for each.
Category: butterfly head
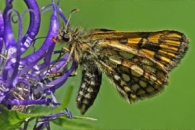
[52,9,79,44]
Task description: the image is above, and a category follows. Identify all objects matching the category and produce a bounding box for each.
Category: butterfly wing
[86,29,188,102]
[93,44,168,102]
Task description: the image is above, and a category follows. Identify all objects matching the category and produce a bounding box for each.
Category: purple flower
[0,0,76,129]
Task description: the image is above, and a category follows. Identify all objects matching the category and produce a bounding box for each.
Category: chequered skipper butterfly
[52,9,189,114]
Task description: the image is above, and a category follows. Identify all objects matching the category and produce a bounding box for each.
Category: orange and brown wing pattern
[87,29,189,102]
[89,29,189,71]
[93,46,168,102]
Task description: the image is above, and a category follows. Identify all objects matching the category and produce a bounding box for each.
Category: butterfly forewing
[89,29,189,71]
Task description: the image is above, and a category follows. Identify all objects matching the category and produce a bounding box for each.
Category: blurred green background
[1,0,195,129]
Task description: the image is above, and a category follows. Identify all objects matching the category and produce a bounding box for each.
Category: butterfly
[52,9,189,114]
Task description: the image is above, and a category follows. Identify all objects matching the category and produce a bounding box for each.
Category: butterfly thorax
[57,27,98,64]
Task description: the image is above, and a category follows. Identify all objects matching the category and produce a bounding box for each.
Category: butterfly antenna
[65,9,80,32]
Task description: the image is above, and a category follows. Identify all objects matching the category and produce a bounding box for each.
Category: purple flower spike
[33,108,72,129]
[21,0,41,54]
[0,0,74,117]
[0,11,4,37]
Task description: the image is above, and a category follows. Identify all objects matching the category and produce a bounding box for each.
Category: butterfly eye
[63,32,71,42]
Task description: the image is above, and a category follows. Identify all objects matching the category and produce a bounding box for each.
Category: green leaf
[52,117,100,130]
[72,116,97,121]
[0,108,26,130]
